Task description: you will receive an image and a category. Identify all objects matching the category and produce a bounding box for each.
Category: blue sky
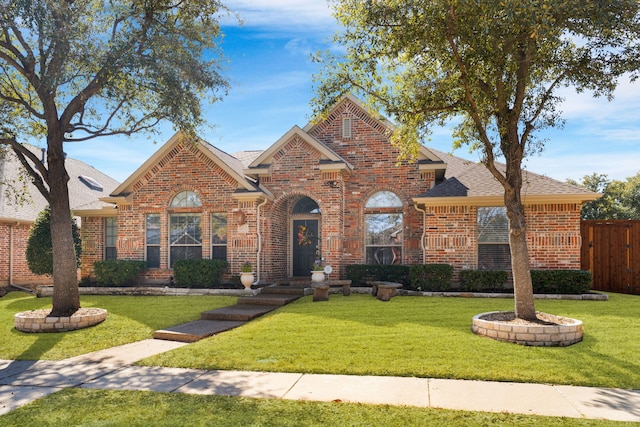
[65,1,640,185]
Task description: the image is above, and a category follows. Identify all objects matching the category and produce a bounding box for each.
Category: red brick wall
[304,101,433,276]
[418,203,582,277]
[80,216,106,279]
[526,203,582,270]
[84,140,258,284]
[0,222,53,287]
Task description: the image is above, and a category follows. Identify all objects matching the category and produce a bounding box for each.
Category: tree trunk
[503,159,536,321]
[505,198,536,320]
[47,139,80,317]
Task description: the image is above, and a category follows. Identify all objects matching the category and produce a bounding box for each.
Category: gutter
[255,198,268,284]
[9,223,14,286]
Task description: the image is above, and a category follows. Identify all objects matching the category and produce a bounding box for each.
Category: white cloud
[223,0,336,31]
[285,37,314,56]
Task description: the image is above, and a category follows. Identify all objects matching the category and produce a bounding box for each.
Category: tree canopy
[569,172,640,219]
[314,0,640,320]
[0,0,231,316]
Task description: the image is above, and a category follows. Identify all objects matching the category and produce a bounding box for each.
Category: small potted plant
[240,262,254,289]
[311,260,325,283]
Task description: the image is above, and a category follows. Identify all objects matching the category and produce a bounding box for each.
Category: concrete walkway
[0,339,639,422]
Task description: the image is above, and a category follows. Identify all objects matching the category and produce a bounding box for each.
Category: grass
[0,388,630,427]
[139,293,640,389]
[0,292,236,360]
[1,291,638,425]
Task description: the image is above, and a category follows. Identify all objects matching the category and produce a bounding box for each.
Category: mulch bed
[480,311,577,326]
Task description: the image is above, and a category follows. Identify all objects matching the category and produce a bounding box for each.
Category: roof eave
[413,193,601,207]
[73,206,119,217]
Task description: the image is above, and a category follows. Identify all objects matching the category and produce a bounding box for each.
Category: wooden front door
[292,219,319,276]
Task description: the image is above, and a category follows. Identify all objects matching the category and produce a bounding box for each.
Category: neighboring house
[76,95,598,285]
[0,145,119,287]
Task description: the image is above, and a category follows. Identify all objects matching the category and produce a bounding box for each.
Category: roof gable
[304,94,446,172]
[245,125,353,175]
[108,132,260,201]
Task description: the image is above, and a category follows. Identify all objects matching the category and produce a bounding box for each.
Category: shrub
[409,264,453,291]
[173,259,229,288]
[93,260,147,286]
[531,270,592,294]
[26,206,81,276]
[345,264,411,287]
[459,270,509,292]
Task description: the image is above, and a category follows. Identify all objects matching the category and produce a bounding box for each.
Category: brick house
[0,145,119,288]
[77,95,598,285]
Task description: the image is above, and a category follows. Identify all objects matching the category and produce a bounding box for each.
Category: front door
[292,219,319,276]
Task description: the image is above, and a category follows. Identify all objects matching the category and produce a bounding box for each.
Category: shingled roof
[0,145,120,222]
[415,148,599,205]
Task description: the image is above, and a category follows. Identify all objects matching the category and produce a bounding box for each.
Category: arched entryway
[291,196,321,276]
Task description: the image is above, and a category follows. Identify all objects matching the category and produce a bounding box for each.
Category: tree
[623,172,640,218]
[569,172,640,219]
[314,1,640,320]
[0,0,230,316]
[27,206,81,276]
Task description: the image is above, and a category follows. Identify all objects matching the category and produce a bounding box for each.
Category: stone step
[237,293,301,306]
[274,278,312,286]
[260,285,307,295]
[201,304,276,321]
[153,319,245,343]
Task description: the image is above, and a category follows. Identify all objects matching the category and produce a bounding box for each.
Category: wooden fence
[580,220,640,295]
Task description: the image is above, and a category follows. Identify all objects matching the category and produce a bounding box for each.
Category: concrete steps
[201,304,275,321]
[153,286,306,342]
[153,320,245,343]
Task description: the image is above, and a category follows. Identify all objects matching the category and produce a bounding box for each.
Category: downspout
[413,203,427,264]
[255,198,268,284]
[9,223,14,286]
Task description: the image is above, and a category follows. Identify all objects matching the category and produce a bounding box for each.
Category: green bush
[173,259,229,288]
[531,270,592,294]
[459,270,509,292]
[409,264,453,291]
[345,264,411,287]
[93,260,147,286]
[26,206,81,276]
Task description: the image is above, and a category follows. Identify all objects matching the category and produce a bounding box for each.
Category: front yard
[1,291,638,389]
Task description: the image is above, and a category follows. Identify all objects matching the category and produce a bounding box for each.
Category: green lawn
[0,292,237,360]
[1,291,638,425]
[139,293,640,389]
[0,389,630,427]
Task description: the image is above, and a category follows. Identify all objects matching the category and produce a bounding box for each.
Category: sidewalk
[1,339,639,422]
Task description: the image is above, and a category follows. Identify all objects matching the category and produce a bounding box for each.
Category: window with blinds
[477,207,511,270]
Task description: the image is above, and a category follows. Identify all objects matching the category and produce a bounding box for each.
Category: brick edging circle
[14,308,108,333]
[471,311,584,346]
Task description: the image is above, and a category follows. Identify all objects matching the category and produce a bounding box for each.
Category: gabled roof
[244,125,353,176]
[303,93,447,178]
[414,148,599,206]
[0,145,119,222]
[106,132,267,204]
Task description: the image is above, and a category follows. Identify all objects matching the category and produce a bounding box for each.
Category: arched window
[170,191,202,208]
[364,191,403,265]
[292,196,320,214]
[168,191,202,267]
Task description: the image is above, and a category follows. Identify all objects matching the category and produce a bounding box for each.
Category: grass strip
[0,388,629,427]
